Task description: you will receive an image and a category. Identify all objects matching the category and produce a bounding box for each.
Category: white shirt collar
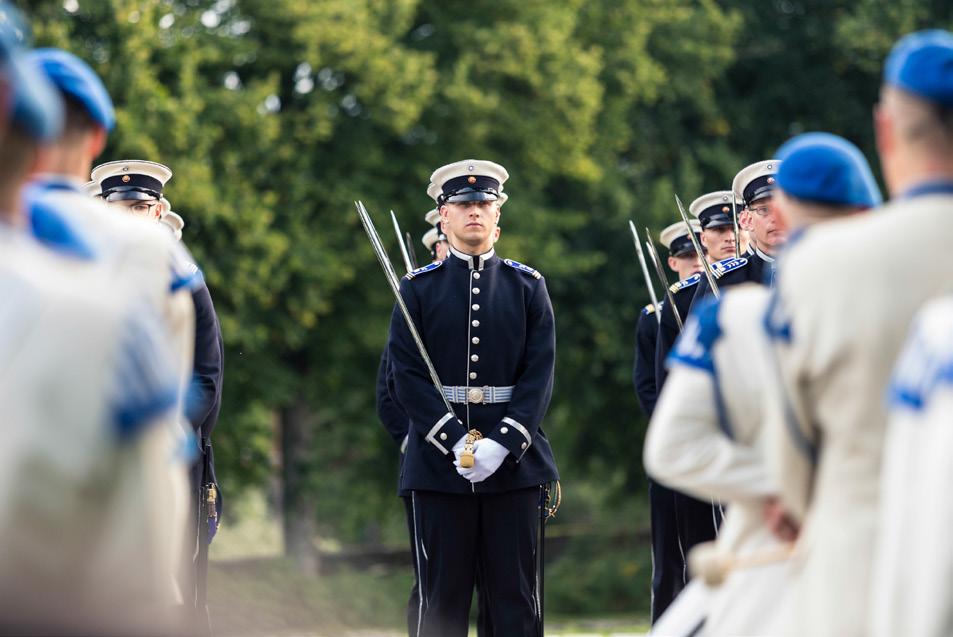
[449,245,495,270]
[755,247,775,263]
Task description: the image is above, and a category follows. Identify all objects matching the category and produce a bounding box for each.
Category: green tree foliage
[18,0,953,581]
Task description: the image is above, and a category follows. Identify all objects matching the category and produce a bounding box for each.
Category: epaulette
[404,260,444,280]
[669,273,701,293]
[711,256,748,279]
[503,258,542,279]
[642,303,656,315]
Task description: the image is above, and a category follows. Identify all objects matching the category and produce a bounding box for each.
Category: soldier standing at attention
[632,220,701,623]
[387,159,558,636]
[764,30,953,637]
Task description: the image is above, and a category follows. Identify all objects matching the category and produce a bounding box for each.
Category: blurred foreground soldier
[0,13,188,635]
[632,220,703,623]
[646,132,879,637]
[764,30,953,637]
[92,160,225,619]
[388,159,558,636]
[874,297,953,637]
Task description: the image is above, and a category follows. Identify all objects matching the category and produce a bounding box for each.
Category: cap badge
[467,164,474,171]
[121,175,130,183]
[468,176,477,184]
[722,206,729,212]
[768,177,775,184]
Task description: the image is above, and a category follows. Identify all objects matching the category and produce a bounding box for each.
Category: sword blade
[390,209,414,274]
[644,229,684,331]
[405,231,419,269]
[628,220,661,325]
[358,202,455,415]
[732,197,741,259]
[674,194,721,300]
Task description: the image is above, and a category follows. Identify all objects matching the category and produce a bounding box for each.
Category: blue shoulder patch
[503,258,542,279]
[668,296,722,373]
[711,256,748,279]
[405,260,444,280]
[669,273,701,293]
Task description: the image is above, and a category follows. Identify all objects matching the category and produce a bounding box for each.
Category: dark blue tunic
[387,248,559,495]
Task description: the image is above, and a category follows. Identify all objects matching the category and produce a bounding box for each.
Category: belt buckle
[467,386,487,404]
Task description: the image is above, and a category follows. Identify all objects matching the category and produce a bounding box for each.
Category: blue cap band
[884,30,953,107]
[775,132,882,208]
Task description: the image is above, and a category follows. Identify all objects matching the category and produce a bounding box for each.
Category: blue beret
[28,48,114,131]
[0,4,63,141]
[775,132,883,208]
[884,30,953,106]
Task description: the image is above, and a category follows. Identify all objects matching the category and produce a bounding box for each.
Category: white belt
[443,385,514,405]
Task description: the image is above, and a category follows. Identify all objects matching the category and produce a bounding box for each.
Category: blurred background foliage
[17,0,953,627]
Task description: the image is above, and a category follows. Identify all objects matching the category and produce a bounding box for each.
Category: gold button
[473,272,480,279]
[521,442,528,450]
[472,337,480,344]
[467,387,485,403]
[472,304,480,311]
[472,287,480,295]
[469,372,477,380]
[471,354,479,362]
[472,320,480,327]
[500,426,509,434]
[440,432,447,441]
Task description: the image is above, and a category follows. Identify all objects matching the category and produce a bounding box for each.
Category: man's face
[440,200,500,251]
[700,226,736,262]
[435,240,449,261]
[668,253,703,281]
[109,197,162,221]
[743,196,787,253]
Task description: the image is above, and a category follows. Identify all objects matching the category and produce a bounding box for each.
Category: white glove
[455,438,508,483]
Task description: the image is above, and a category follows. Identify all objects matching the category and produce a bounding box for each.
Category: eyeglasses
[749,205,773,217]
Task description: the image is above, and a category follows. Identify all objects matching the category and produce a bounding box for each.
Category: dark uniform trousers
[409,487,542,637]
[649,276,723,622]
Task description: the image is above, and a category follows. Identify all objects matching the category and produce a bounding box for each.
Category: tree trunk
[280,396,319,577]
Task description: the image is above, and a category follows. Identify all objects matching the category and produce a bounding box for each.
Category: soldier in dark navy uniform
[632,220,703,623]
[692,161,788,304]
[387,159,558,637]
[648,192,738,622]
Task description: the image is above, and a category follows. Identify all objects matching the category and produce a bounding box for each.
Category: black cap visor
[442,187,500,204]
[103,186,160,202]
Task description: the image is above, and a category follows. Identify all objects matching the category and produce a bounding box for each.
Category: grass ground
[208,492,650,636]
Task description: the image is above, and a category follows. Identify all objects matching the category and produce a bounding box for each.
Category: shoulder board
[711,257,748,279]
[642,303,656,315]
[503,258,542,279]
[669,273,701,293]
[404,260,444,280]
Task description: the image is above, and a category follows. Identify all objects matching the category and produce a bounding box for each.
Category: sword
[390,209,414,273]
[628,221,661,326]
[644,229,683,331]
[731,195,741,259]
[405,231,419,269]
[358,202,456,416]
[675,194,721,300]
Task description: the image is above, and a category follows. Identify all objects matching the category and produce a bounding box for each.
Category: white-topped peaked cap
[732,160,781,207]
[426,159,509,204]
[422,227,439,251]
[690,190,740,230]
[424,208,440,226]
[91,159,172,202]
[82,180,101,197]
[660,220,702,257]
[160,211,185,241]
